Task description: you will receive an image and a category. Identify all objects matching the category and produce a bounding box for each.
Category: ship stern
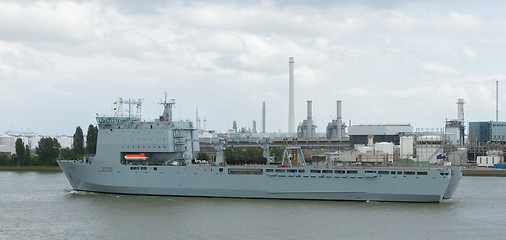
[443,166,463,199]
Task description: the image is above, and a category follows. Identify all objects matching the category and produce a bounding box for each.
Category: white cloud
[420,62,460,75]
[0,1,97,42]
[380,10,482,30]
[1,0,506,135]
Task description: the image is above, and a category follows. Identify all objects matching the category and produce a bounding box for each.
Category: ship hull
[58,160,459,203]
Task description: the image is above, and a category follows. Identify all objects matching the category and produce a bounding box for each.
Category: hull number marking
[99,167,113,172]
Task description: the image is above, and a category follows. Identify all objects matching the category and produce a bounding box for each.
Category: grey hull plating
[58,161,458,203]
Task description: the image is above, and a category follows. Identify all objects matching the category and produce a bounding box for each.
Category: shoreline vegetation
[1,166,505,176]
[0,166,62,172]
[462,168,506,177]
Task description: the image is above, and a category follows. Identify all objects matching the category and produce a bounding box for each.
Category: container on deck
[493,164,505,169]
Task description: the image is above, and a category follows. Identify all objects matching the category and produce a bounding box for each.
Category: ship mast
[114,97,143,119]
[159,92,176,122]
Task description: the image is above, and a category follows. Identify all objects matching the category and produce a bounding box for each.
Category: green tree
[14,138,25,166]
[22,144,32,166]
[270,147,283,158]
[224,147,244,159]
[59,147,76,160]
[224,147,264,159]
[0,154,14,166]
[25,144,30,158]
[197,152,210,160]
[86,124,98,154]
[243,147,263,158]
[15,138,25,157]
[36,137,61,166]
[73,126,85,157]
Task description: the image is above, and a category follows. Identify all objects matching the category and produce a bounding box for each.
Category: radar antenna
[159,92,176,122]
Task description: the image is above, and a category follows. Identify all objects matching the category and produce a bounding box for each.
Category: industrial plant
[1,58,505,170]
[195,58,506,169]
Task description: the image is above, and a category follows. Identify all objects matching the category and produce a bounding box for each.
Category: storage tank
[445,126,460,146]
[448,147,468,165]
[358,146,374,154]
[57,136,73,149]
[400,136,414,158]
[374,142,394,154]
[417,135,442,143]
[28,136,42,149]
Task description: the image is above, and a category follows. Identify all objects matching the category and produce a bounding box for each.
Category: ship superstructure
[93,95,198,166]
[58,97,462,203]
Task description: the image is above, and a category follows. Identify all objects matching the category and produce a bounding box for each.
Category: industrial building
[297,100,316,139]
[415,135,445,164]
[469,121,506,143]
[442,99,466,146]
[326,100,346,140]
[348,124,413,146]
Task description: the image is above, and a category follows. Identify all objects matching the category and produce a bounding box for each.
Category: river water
[0,172,505,240]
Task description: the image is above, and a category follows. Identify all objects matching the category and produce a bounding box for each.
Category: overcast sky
[1,0,506,136]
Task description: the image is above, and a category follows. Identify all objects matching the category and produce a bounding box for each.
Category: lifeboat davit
[124,153,149,161]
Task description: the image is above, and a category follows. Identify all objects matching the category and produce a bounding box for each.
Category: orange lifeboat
[124,153,149,161]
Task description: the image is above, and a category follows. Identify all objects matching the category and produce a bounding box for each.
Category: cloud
[420,62,460,75]
[1,0,506,135]
[0,1,97,42]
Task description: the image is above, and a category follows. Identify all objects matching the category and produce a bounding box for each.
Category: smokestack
[457,99,465,122]
[196,107,199,131]
[288,57,295,133]
[262,102,266,133]
[337,100,342,139]
[306,100,313,138]
[307,100,312,120]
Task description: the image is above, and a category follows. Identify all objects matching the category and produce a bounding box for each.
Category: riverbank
[463,167,506,177]
[0,166,62,172]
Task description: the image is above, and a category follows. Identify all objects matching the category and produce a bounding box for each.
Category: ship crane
[281,138,306,167]
[198,138,225,165]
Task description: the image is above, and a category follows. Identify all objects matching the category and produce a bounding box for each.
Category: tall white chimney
[306,100,313,138]
[457,98,465,122]
[307,100,312,120]
[288,57,295,133]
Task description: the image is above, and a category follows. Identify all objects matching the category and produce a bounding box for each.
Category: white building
[416,135,444,164]
[477,156,501,167]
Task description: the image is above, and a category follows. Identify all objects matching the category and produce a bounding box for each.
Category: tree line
[0,125,98,166]
[194,146,283,162]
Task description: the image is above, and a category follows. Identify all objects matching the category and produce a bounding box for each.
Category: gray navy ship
[58,97,462,203]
